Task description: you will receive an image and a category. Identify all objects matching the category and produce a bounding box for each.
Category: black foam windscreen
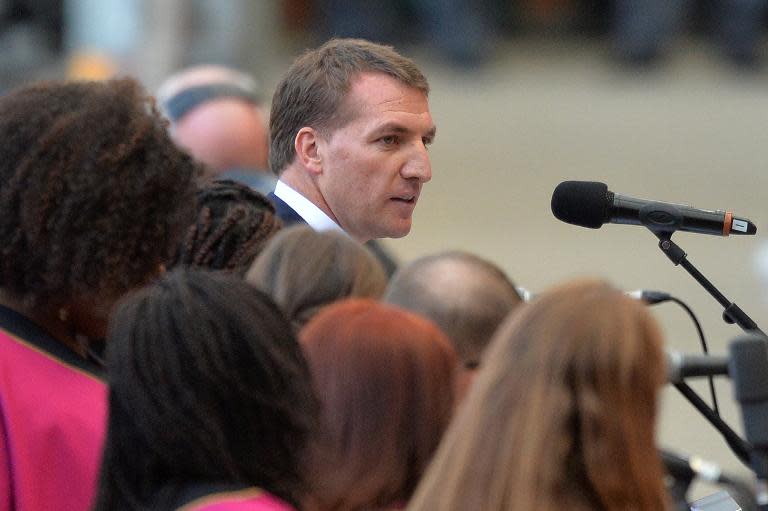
[551,181,611,229]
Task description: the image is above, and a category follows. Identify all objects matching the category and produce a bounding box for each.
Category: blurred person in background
[169,180,282,275]
[0,0,64,89]
[614,0,767,68]
[0,78,199,511]
[384,250,523,399]
[406,279,670,511]
[94,270,318,511]
[300,298,458,511]
[157,64,275,194]
[310,0,498,67]
[245,225,387,331]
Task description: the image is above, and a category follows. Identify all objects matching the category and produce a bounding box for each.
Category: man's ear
[294,127,323,175]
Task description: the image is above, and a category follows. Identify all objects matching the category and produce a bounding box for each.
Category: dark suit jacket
[267,192,305,226]
[266,192,398,277]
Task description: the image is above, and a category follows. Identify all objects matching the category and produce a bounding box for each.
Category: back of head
[157,65,269,174]
[157,65,261,109]
[269,38,429,175]
[95,269,318,510]
[300,298,458,511]
[245,225,387,329]
[407,279,668,511]
[384,251,523,366]
[0,78,199,308]
[170,180,282,274]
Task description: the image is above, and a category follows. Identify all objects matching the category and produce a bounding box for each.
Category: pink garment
[179,489,297,511]
[0,313,107,511]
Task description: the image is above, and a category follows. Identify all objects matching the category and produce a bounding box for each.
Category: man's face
[315,72,435,242]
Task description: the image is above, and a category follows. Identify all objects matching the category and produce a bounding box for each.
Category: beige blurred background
[2,0,767,498]
[402,40,768,496]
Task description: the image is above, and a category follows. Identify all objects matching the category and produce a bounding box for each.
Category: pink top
[0,306,107,511]
[178,488,297,511]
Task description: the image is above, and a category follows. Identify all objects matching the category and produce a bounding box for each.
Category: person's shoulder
[177,488,296,511]
[267,192,306,226]
[0,305,105,382]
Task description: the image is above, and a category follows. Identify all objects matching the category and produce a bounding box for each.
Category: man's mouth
[391,195,416,204]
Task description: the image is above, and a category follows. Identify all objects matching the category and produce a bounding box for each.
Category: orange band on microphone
[723,211,732,236]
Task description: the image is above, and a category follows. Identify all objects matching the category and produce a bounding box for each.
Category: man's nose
[401,146,432,183]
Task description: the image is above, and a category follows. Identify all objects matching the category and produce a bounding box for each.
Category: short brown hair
[300,299,457,511]
[269,38,429,175]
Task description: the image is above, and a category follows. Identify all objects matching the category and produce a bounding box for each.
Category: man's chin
[387,230,410,240]
[379,221,412,240]
[354,219,412,241]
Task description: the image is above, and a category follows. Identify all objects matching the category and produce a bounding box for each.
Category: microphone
[730,336,768,460]
[666,350,730,383]
[514,286,535,303]
[661,449,735,485]
[519,288,672,304]
[625,289,671,304]
[551,181,757,236]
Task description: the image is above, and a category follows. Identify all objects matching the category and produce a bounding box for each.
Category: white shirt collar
[274,180,345,234]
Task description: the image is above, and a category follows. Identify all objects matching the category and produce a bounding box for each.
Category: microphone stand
[651,230,768,507]
[673,381,751,467]
[653,231,765,337]
[730,335,768,511]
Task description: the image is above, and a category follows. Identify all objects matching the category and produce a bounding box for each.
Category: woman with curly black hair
[94,269,318,511]
[0,78,199,510]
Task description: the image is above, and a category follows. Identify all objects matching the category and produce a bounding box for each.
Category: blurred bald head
[157,65,269,175]
[384,251,523,366]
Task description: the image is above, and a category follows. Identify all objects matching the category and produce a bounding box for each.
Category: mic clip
[656,231,688,266]
[640,202,683,233]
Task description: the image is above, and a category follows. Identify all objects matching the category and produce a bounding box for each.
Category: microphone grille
[551,181,611,229]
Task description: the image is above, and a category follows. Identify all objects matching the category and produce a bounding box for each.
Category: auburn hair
[300,298,457,511]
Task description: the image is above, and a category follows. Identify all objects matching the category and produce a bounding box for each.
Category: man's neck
[279,168,331,217]
[274,179,346,236]
[278,166,375,243]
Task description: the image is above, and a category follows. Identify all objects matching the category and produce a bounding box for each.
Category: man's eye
[380,135,398,145]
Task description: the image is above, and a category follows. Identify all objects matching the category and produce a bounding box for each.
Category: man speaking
[268,38,436,244]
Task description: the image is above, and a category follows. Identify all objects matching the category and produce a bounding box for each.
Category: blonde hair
[407,279,669,511]
[245,226,387,330]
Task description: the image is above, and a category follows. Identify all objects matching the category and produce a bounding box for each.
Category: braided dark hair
[0,78,200,306]
[170,180,282,274]
[95,269,319,510]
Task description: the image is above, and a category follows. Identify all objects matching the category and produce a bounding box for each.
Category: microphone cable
[653,293,719,416]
